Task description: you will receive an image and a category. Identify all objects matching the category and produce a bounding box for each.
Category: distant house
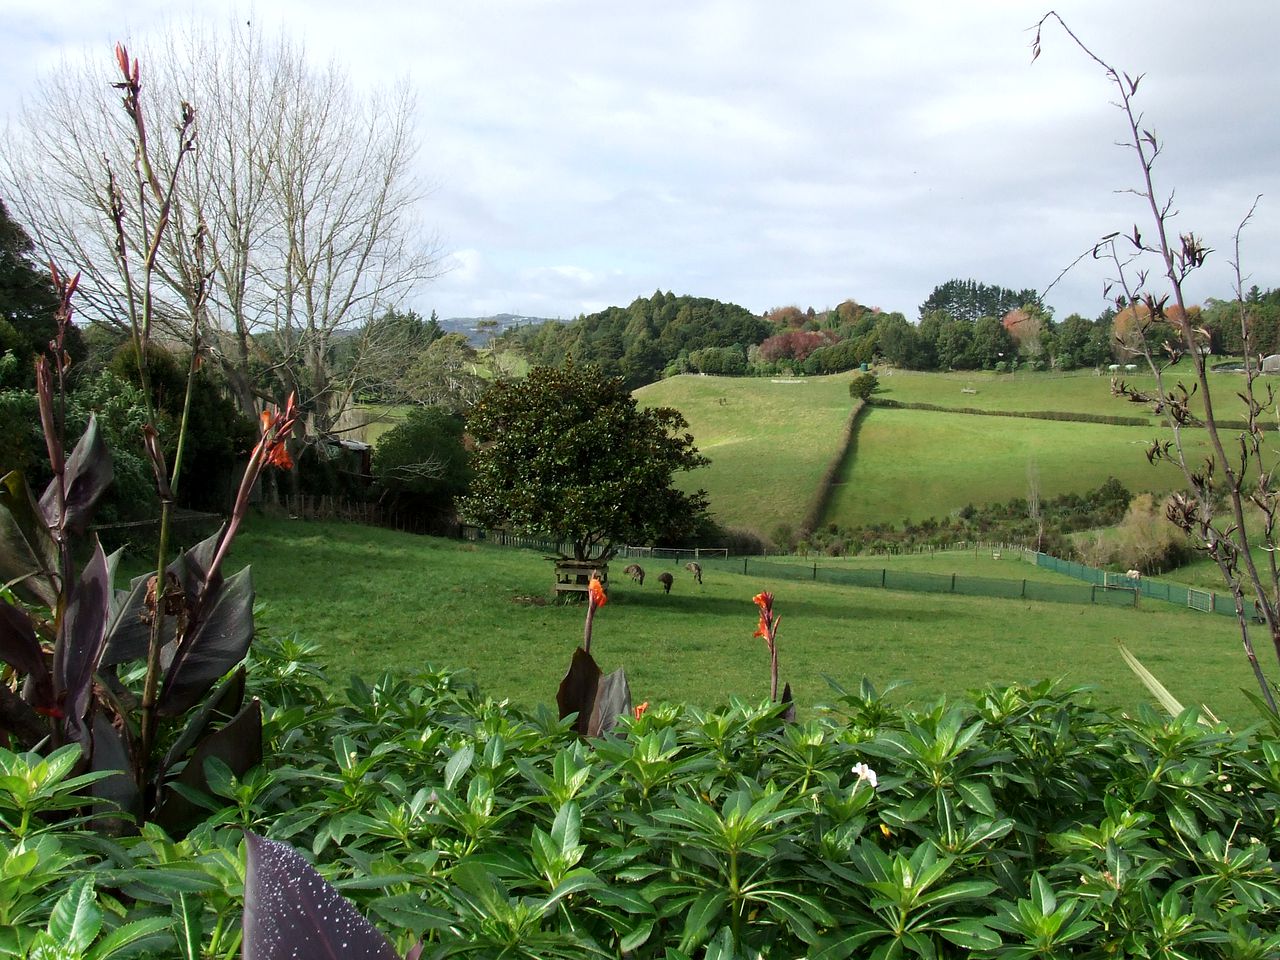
[1262,354,1280,374]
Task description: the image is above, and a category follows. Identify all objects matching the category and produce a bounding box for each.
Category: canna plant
[753,591,795,722]
[0,39,302,830]
[555,573,633,737]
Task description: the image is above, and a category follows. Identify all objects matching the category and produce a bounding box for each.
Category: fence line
[706,556,1137,610]
[1034,552,1238,617]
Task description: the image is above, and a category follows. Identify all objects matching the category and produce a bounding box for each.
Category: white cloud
[2,1,1277,321]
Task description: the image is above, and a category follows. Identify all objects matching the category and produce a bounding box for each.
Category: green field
[873,366,1276,422]
[636,370,1241,537]
[636,374,854,537]
[225,516,1267,727]
[824,406,1211,529]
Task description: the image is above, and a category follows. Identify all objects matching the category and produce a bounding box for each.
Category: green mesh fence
[706,558,1136,609]
[1033,552,1236,616]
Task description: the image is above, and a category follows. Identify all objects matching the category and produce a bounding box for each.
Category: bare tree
[2,18,441,432]
[1035,13,1278,712]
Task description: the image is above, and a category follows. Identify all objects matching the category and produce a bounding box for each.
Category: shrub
[848,372,878,401]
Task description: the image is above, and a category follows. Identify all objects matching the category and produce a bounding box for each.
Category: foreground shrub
[2,640,1278,958]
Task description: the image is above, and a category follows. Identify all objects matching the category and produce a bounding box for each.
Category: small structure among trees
[462,362,710,591]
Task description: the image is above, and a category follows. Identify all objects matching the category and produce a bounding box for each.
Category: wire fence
[1033,552,1239,617]
[704,557,1138,609]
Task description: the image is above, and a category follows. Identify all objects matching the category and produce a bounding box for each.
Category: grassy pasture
[873,365,1276,423]
[227,516,1265,727]
[824,406,1213,529]
[635,374,853,536]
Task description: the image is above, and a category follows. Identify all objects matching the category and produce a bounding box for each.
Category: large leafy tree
[463,363,710,562]
[0,197,60,379]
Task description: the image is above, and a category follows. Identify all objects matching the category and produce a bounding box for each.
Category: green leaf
[679,890,727,949]
[934,918,1001,950]
[444,744,475,792]
[174,892,201,960]
[86,917,174,960]
[48,876,102,955]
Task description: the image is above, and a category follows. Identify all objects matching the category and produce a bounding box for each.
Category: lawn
[823,406,1212,529]
[636,374,855,538]
[225,516,1270,728]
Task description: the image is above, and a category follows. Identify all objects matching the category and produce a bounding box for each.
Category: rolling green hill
[639,369,1234,539]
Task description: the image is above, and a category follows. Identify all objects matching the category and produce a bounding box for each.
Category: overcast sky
[4,1,1277,323]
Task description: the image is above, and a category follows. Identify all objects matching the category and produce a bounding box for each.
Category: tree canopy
[462,363,710,561]
[920,278,1043,325]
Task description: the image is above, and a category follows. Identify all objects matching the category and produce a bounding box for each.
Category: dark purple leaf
[53,540,110,741]
[0,471,60,608]
[780,682,796,725]
[556,647,601,736]
[176,526,227,598]
[587,667,631,737]
[159,666,247,778]
[100,573,171,669]
[41,415,113,536]
[0,598,54,714]
[0,597,48,679]
[157,697,261,835]
[157,565,254,716]
[88,707,142,829]
[243,831,401,960]
[404,943,423,960]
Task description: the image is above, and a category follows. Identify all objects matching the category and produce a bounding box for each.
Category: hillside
[638,369,1218,540]
[636,374,854,540]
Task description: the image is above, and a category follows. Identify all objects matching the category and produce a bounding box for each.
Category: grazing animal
[623,563,645,585]
[1126,569,1141,580]
[657,572,674,594]
[685,561,702,585]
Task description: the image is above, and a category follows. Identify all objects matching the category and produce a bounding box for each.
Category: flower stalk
[753,591,781,702]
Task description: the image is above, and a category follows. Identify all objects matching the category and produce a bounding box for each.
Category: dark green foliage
[373,407,471,530]
[463,363,710,560]
[809,477,1131,557]
[920,278,1043,325]
[506,291,769,388]
[848,373,879,401]
[868,397,1151,427]
[107,342,255,511]
[0,199,60,384]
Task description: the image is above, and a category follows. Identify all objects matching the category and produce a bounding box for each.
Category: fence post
[951,573,956,593]
[881,568,886,588]
[743,557,748,576]
[1021,579,1026,598]
[813,563,818,581]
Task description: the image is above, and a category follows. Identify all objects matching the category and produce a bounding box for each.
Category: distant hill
[438,313,557,347]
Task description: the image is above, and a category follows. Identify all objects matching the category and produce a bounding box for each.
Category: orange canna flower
[633,701,649,720]
[264,441,293,470]
[588,575,608,609]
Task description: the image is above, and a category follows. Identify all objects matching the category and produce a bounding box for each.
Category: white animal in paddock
[685,561,702,584]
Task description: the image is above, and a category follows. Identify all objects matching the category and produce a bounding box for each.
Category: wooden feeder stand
[552,558,609,596]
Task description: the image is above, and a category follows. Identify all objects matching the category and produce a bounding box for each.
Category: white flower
[852,762,878,789]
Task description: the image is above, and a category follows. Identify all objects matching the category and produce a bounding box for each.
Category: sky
[3,1,1277,323]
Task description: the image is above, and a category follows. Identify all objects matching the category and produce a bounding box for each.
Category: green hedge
[867,397,1152,426]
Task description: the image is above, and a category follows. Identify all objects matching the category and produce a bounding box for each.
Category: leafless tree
[1035,13,1278,712]
[2,18,441,433]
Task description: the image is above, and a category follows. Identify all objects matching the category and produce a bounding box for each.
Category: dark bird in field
[657,572,674,594]
[623,563,645,585]
[685,561,702,584]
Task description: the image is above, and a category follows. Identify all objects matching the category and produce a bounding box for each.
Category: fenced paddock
[706,557,1138,609]
[1036,552,1238,616]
